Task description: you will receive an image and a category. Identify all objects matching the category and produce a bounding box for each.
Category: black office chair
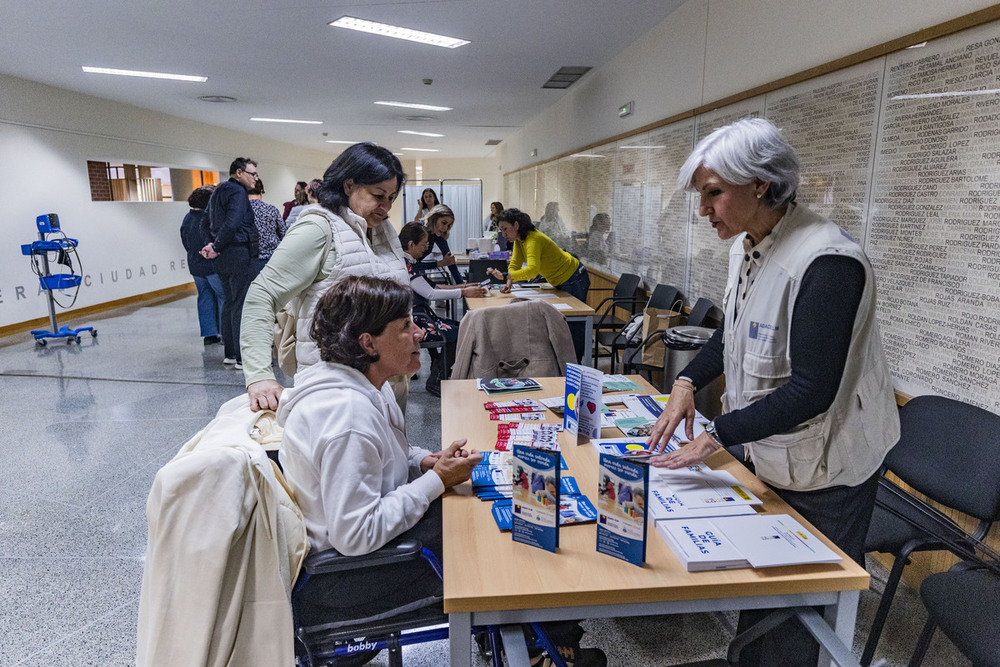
[590,272,643,366]
[861,395,1000,666]
[909,561,1000,666]
[467,259,509,284]
[685,296,719,328]
[596,284,681,374]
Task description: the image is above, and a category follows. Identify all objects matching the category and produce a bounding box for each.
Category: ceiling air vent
[485,139,502,146]
[542,66,591,89]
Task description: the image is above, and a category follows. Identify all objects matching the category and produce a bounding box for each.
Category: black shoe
[203,335,222,345]
[425,378,441,397]
[537,647,607,667]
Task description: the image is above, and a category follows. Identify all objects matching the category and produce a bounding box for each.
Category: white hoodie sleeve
[317,429,445,556]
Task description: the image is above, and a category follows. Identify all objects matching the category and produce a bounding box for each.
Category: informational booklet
[478,377,543,394]
[492,412,548,421]
[590,437,676,460]
[484,398,546,413]
[602,375,644,393]
[511,445,560,552]
[620,394,708,444]
[651,466,761,509]
[492,493,598,530]
[563,363,604,441]
[712,514,842,568]
[657,518,751,571]
[647,485,758,522]
[596,453,649,566]
[495,423,562,451]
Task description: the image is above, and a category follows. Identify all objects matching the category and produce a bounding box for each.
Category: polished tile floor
[0,295,968,666]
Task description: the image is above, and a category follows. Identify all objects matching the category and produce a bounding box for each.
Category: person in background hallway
[399,222,486,396]
[645,117,900,667]
[414,187,439,221]
[484,201,509,251]
[286,178,320,227]
[180,185,223,346]
[283,181,308,221]
[538,201,570,248]
[487,208,591,362]
[248,177,286,274]
[200,157,260,369]
[240,142,410,413]
[415,204,463,284]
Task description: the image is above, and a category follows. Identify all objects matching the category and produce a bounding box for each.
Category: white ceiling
[0,0,686,159]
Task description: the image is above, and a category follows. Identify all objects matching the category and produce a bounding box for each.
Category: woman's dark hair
[398,221,429,250]
[490,201,504,219]
[498,207,535,240]
[294,181,309,206]
[317,143,406,213]
[248,178,265,196]
[310,275,412,373]
[420,188,440,210]
[187,185,216,209]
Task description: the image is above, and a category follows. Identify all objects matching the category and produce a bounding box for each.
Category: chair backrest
[888,395,1000,522]
[613,273,642,301]
[686,297,717,327]
[647,284,682,311]
[467,259,508,283]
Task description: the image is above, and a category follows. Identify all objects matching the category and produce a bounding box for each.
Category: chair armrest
[303,538,424,574]
[594,297,646,327]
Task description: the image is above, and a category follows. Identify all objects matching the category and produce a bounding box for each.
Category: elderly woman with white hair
[645,117,899,666]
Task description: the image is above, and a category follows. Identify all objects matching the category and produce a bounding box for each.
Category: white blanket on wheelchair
[137,395,308,667]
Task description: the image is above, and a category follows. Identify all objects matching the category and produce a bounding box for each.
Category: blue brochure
[596,453,649,566]
[493,494,598,530]
[511,445,560,552]
[563,363,604,441]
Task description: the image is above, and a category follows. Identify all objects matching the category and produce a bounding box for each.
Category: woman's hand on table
[461,284,487,298]
[645,380,697,453]
[432,438,483,487]
[649,432,720,469]
[498,279,513,294]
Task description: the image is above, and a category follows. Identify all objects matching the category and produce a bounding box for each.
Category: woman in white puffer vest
[240,142,410,413]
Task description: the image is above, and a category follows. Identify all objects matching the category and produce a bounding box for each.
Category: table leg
[449,612,472,667]
[499,624,531,666]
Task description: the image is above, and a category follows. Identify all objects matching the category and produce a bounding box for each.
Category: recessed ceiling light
[620,145,666,149]
[393,153,405,156]
[325,140,360,144]
[571,153,604,158]
[375,101,453,112]
[398,130,444,137]
[251,117,323,124]
[82,66,207,82]
[401,147,440,152]
[330,16,469,49]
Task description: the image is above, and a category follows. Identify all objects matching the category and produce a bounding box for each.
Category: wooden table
[465,287,597,365]
[441,377,869,666]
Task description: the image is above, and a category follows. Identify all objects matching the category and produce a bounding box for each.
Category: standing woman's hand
[645,379,697,453]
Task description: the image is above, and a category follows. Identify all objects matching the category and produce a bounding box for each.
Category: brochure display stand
[20,213,97,346]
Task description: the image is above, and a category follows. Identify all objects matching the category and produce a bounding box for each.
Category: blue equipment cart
[20,213,97,345]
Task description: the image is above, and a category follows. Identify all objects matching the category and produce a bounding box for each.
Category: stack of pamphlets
[618,394,709,443]
[590,437,677,460]
[478,378,542,394]
[649,465,761,510]
[484,398,546,414]
[657,514,841,571]
[495,423,561,451]
[511,445,561,552]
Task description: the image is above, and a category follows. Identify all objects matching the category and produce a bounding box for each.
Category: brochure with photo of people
[511,445,561,552]
[596,453,649,567]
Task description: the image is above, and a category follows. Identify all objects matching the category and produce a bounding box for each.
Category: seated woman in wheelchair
[277,274,481,617]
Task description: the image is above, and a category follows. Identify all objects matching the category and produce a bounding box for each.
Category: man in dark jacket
[201,157,260,368]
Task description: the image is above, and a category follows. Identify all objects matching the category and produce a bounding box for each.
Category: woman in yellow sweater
[487,208,590,360]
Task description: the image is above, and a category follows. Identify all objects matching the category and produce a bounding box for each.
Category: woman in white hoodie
[278,275,480,619]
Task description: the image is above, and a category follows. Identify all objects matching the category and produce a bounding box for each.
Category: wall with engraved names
[503,22,1000,412]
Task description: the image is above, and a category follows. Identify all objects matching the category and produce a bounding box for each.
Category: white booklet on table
[650,466,761,509]
[657,518,750,571]
[711,514,842,568]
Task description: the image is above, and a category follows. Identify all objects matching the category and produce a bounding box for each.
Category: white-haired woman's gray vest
[291,205,409,369]
[720,203,899,491]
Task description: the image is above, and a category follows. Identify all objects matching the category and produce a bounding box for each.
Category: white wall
[498,0,997,171]
[0,73,333,328]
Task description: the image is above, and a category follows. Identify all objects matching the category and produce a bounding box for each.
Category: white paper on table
[550,302,573,310]
[651,467,761,508]
[711,514,842,567]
